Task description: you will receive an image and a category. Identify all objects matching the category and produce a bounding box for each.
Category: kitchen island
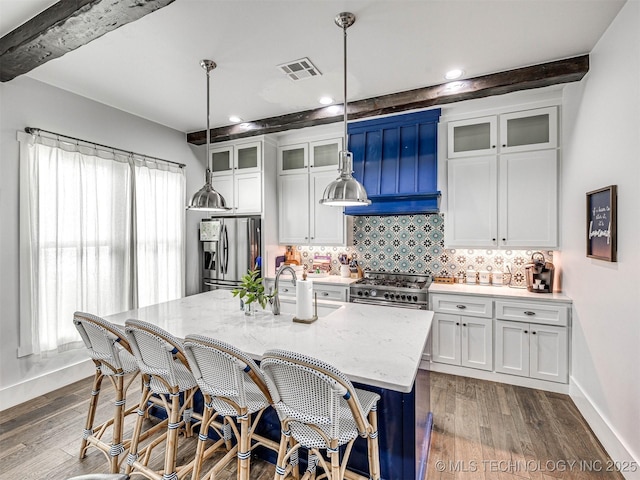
[106,289,433,480]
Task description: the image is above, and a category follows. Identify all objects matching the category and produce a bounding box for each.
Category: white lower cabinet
[264,279,348,302]
[432,313,493,371]
[495,320,568,383]
[429,292,571,387]
[431,295,493,371]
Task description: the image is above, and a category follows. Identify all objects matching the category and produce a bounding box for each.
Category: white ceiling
[0,0,625,134]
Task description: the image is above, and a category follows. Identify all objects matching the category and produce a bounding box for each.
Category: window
[18,132,185,355]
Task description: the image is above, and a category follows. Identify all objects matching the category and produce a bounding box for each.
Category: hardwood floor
[0,371,622,479]
[425,372,624,480]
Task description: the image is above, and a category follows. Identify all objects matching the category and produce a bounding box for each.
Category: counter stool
[261,349,381,480]
[73,312,140,473]
[183,335,281,480]
[124,319,203,480]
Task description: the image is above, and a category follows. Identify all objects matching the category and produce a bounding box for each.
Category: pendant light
[186,60,230,212]
[320,12,371,207]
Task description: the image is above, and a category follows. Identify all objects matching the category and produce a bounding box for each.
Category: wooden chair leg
[125,381,151,475]
[329,441,340,480]
[367,408,381,480]
[237,413,250,480]
[163,391,182,479]
[108,373,126,473]
[80,367,104,460]
[190,402,213,480]
[274,426,291,480]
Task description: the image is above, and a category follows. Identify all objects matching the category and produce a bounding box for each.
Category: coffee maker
[525,252,554,293]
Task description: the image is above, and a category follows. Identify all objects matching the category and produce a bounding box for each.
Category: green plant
[232,269,274,309]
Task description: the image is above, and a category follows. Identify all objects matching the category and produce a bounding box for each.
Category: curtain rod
[25,127,186,168]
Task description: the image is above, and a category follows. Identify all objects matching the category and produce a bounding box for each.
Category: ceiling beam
[187,55,589,145]
[0,0,175,83]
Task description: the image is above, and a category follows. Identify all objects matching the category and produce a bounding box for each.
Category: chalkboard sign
[586,185,617,262]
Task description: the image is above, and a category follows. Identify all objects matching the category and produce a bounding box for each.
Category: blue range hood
[344,109,441,216]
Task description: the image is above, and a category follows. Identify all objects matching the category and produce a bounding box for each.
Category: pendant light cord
[342,22,348,153]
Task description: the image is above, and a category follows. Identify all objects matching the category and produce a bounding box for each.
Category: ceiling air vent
[277,57,322,81]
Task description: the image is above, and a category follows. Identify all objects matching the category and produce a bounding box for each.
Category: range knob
[383,293,390,299]
[357,291,363,296]
[413,295,418,302]
[370,290,377,297]
[364,291,370,297]
[400,294,406,300]
[395,294,401,300]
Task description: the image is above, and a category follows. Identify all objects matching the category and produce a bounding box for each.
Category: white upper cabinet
[447,107,557,158]
[445,156,498,247]
[445,104,559,248]
[277,137,348,246]
[448,116,497,158]
[499,107,557,154]
[498,150,558,248]
[209,140,263,214]
[278,143,308,174]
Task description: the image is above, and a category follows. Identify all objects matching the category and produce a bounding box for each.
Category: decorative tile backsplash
[293,214,553,287]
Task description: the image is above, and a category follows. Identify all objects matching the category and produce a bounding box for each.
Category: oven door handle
[349,297,427,309]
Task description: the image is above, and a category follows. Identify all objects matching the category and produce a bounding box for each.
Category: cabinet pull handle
[491,145,496,149]
[524,330,528,334]
[456,305,467,309]
[502,238,506,242]
[321,292,329,296]
[532,331,537,335]
[283,288,289,292]
[456,322,460,326]
[462,323,467,327]
[492,238,496,242]
[502,144,506,148]
[524,311,536,316]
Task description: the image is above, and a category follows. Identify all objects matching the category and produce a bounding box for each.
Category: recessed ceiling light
[229,115,243,123]
[444,69,464,80]
[319,96,334,105]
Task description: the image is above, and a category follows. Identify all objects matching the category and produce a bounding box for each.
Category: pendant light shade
[187,60,230,212]
[320,12,371,207]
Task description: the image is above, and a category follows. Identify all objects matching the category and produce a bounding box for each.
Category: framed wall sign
[586,185,617,262]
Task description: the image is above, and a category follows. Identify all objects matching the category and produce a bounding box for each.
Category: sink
[258,298,342,318]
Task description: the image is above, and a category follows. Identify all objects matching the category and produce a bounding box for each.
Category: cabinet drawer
[430,294,493,318]
[314,284,348,302]
[495,301,568,326]
[266,280,347,302]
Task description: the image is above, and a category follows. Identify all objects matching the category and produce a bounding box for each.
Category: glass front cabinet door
[447,116,497,158]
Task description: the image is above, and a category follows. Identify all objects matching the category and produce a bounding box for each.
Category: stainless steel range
[349,271,432,309]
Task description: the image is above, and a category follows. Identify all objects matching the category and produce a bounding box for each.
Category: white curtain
[133,158,185,308]
[23,135,185,354]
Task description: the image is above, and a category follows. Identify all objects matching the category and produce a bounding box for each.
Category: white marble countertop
[105,290,432,393]
[265,275,357,286]
[429,283,572,303]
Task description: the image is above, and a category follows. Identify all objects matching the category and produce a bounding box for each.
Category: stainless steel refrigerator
[199,216,261,292]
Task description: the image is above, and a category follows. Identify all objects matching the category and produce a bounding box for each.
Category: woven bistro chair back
[73,312,140,473]
[74,312,138,376]
[124,319,197,394]
[183,334,272,416]
[261,349,381,480]
[183,334,279,480]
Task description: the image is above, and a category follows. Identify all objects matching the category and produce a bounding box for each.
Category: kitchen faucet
[271,265,297,315]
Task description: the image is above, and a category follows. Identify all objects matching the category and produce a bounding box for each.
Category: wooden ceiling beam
[187,55,589,145]
[0,0,175,83]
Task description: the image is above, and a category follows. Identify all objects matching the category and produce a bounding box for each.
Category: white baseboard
[570,376,640,480]
[0,359,94,412]
[423,361,570,394]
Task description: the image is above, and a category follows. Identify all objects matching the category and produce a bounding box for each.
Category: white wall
[561,1,640,476]
[0,76,206,410]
